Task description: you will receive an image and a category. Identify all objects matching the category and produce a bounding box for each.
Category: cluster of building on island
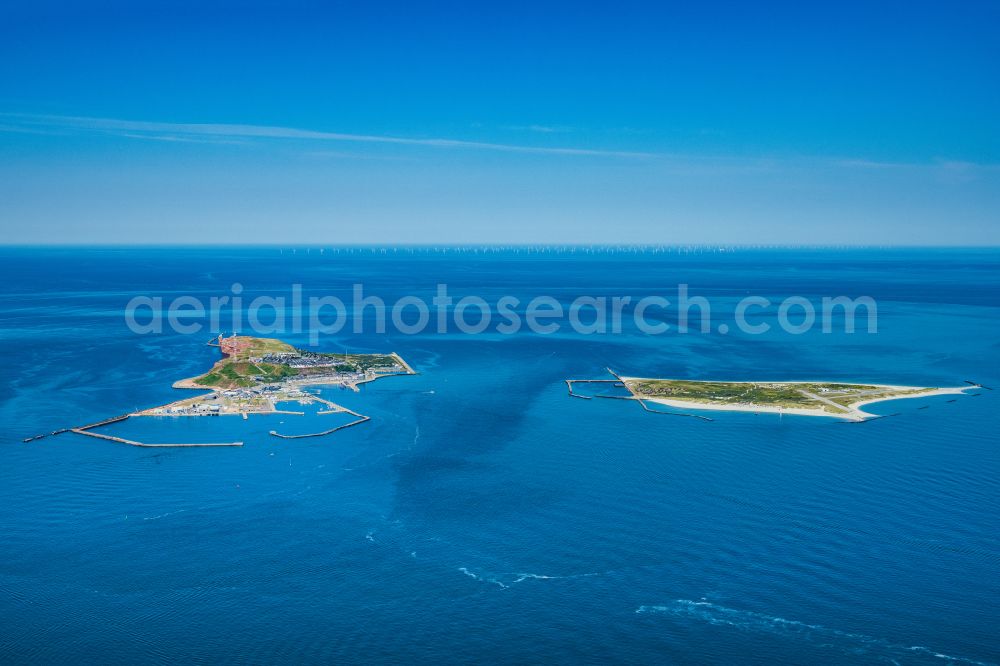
[257,350,407,377]
[147,382,332,417]
[258,351,349,368]
[146,344,412,418]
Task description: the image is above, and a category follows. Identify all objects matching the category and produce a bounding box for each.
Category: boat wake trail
[637,600,992,665]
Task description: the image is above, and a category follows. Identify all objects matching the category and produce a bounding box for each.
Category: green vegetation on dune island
[625,379,931,414]
[604,376,972,421]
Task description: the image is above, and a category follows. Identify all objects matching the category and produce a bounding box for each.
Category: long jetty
[269,403,370,439]
[70,427,242,447]
[565,378,624,399]
[24,413,129,443]
[22,428,69,443]
[965,379,991,390]
[61,413,243,448]
[269,414,370,439]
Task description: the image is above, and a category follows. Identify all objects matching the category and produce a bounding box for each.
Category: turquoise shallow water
[1,247,998,664]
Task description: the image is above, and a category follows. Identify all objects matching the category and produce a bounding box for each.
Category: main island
[32,335,416,447]
[566,370,977,421]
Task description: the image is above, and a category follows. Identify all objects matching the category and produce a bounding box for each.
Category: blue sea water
[0,247,998,664]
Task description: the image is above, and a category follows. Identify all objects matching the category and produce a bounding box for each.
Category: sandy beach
[642,397,842,419]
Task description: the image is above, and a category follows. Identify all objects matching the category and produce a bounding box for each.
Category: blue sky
[1,0,998,244]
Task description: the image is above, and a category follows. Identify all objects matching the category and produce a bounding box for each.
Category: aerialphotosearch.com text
[125,283,877,344]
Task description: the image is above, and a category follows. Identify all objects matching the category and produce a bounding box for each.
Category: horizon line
[1,242,997,250]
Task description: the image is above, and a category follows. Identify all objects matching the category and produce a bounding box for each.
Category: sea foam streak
[458,567,602,589]
[637,600,992,665]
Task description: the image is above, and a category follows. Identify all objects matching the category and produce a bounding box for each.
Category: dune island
[567,370,978,421]
[28,335,416,447]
